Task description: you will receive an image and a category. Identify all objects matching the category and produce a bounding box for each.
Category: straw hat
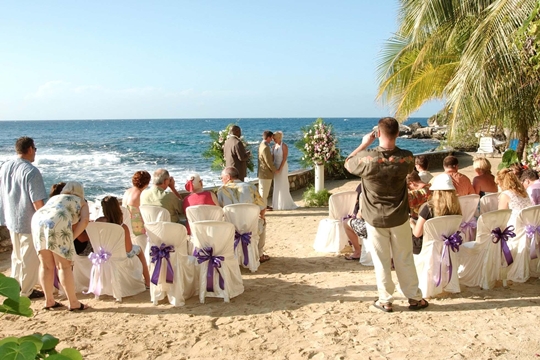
[430,174,455,191]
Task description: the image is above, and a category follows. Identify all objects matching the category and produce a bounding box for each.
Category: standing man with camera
[345,117,427,313]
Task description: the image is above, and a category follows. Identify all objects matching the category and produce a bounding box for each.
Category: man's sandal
[373,300,393,313]
[408,298,429,311]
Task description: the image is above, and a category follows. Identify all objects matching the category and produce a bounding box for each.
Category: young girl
[97,196,151,288]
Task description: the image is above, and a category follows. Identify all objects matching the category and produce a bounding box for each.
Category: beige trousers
[9,231,40,296]
[258,178,273,207]
[365,221,423,303]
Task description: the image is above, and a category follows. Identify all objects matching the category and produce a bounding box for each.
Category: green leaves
[0,275,82,358]
[0,274,32,317]
[0,334,82,360]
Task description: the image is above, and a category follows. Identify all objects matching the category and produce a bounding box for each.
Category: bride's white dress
[272,143,298,210]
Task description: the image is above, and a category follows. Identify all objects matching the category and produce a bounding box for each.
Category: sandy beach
[1,152,539,359]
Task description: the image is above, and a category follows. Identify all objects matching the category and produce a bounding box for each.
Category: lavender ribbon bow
[342,214,355,222]
[525,224,540,259]
[86,247,112,296]
[491,226,516,266]
[234,231,252,266]
[89,247,112,265]
[460,219,477,241]
[195,247,225,292]
[435,231,463,287]
[150,243,175,286]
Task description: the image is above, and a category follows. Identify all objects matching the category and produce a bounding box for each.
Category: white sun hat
[430,173,456,191]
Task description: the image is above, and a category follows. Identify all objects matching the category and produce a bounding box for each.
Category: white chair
[313,191,358,253]
[223,203,261,272]
[73,254,92,293]
[144,221,197,306]
[458,194,480,242]
[458,209,512,289]
[476,137,495,157]
[121,206,148,252]
[185,205,224,224]
[508,205,540,282]
[414,215,463,297]
[190,221,244,303]
[479,193,499,215]
[85,222,146,301]
[139,205,171,223]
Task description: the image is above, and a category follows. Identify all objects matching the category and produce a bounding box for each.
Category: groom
[257,130,277,210]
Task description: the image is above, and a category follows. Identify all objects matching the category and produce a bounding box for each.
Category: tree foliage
[377,0,540,160]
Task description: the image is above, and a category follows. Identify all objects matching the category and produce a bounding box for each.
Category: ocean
[0,118,439,201]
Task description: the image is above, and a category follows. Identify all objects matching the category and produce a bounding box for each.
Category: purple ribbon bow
[234,231,252,266]
[88,247,112,265]
[195,247,225,293]
[342,214,355,222]
[525,225,540,259]
[86,247,112,296]
[491,226,516,266]
[460,219,477,230]
[435,231,463,287]
[525,225,540,238]
[150,243,175,286]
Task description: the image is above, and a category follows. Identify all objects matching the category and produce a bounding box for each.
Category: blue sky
[0,1,442,120]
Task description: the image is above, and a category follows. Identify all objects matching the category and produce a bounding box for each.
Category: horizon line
[0,116,429,121]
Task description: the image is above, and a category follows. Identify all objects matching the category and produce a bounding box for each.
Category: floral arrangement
[296,118,341,166]
[203,123,254,172]
[525,143,540,171]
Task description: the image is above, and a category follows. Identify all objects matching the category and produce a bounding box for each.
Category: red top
[183,191,217,234]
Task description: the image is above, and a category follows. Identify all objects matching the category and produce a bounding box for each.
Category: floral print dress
[32,194,82,261]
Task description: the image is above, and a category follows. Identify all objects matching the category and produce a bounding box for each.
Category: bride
[272,131,298,210]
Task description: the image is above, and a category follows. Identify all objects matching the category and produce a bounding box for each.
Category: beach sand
[1,152,539,359]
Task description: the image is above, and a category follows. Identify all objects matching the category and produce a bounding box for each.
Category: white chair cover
[73,254,92,293]
[190,221,244,303]
[458,209,513,289]
[360,238,373,266]
[144,221,197,306]
[414,215,463,297]
[508,205,540,282]
[186,205,224,223]
[479,193,499,215]
[458,194,480,242]
[223,203,261,272]
[140,205,171,223]
[121,206,148,257]
[87,200,103,221]
[85,222,146,301]
[313,191,358,253]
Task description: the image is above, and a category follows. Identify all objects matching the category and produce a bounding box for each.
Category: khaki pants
[9,231,40,296]
[365,221,423,303]
[258,179,273,207]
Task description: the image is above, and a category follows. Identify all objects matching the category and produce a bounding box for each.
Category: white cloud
[26,80,71,99]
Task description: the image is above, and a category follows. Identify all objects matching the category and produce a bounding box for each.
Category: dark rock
[409,122,423,132]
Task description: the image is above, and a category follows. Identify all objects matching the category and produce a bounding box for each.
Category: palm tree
[377,0,540,159]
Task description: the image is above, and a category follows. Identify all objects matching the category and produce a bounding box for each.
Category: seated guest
[472,157,498,197]
[509,163,524,178]
[122,170,152,236]
[96,196,150,288]
[182,173,219,234]
[415,155,433,183]
[50,181,92,256]
[343,183,366,261]
[443,155,475,196]
[521,169,540,205]
[217,166,270,263]
[496,168,532,226]
[140,168,182,223]
[411,174,462,254]
[407,172,431,220]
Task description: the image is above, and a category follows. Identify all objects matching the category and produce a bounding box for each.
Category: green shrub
[0,273,82,360]
[302,186,332,207]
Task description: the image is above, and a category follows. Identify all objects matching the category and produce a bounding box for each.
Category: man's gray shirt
[0,158,47,234]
